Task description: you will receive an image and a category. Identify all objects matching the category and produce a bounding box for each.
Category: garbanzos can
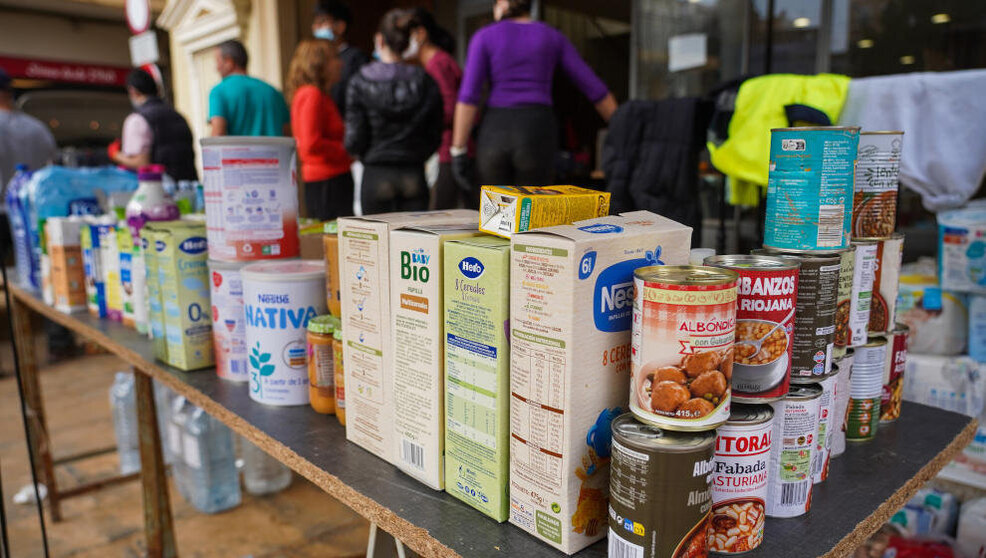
[631,266,738,431]
[608,413,716,558]
[833,245,856,358]
[767,384,822,518]
[710,404,773,554]
[756,250,841,379]
[764,127,861,252]
[880,325,909,423]
[868,234,904,334]
[803,370,839,484]
[705,255,799,402]
[848,240,879,347]
[830,351,854,458]
[847,337,887,441]
[853,131,903,239]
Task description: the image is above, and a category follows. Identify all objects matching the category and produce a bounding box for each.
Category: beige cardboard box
[338,210,477,462]
[390,225,483,489]
[46,217,87,314]
[508,211,692,554]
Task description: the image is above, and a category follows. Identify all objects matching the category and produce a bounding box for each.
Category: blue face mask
[314,27,335,41]
[372,49,381,61]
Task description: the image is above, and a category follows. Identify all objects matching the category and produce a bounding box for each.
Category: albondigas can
[608,413,716,558]
[868,234,904,334]
[833,245,856,357]
[709,404,773,554]
[853,131,904,239]
[880,325,909,423]
[767,383,822,518]
[704,255,799,402]
[848,240,879,346]
[631,266,738,431]
[765,127,861,252]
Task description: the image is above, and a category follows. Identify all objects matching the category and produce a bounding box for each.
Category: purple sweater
[458,20,609,108]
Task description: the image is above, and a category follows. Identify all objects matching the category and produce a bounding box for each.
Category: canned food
[868,234,904,334]
[631,266,738,431]
[880,325,909,423]
[847,337,887,441]
[209,259,249,382]
[767,384,822,518]
[704,255,798,402]
[755,249,841,379]
[764,126,861,252]
[608,413,716,558]
[848,240,879,347]
[852,131,903,239]
[710,404,773,554]
[830,351,854,458]
[833,245,856,356]
[806,370,839,484]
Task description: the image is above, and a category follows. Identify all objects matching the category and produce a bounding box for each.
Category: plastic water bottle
[153,380,175,465]
[169,396,191,500]
[182,407,241,513]
[109,372,141,474]
[242,438,292,495]
[5,165,34,287]
[125,165,179,242]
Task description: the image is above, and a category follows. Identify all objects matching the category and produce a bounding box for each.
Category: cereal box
[81,217,107,318]
[338,210,478,462]
[508,211,692,554]
[46,217,87,314]
[479,185,610,239]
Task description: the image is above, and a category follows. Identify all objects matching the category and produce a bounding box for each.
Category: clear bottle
[241,438,292,495]
[169,396,191,500]
[5,164,34,287]
[109,372,141,474]
[125,165,179,242]
[182,407,241,513]
[153,380,174,465]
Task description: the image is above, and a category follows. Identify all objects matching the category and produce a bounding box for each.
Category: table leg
[366,523,418,558]
[134,371,177,558]
[10,297,61,522]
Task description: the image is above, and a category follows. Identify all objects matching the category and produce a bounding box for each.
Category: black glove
[451,153,475,199]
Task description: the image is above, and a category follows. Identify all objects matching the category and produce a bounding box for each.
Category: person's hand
[107,139,121,162]
[451,149,474,197]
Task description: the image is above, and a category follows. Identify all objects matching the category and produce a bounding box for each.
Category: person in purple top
[451,0,618,192]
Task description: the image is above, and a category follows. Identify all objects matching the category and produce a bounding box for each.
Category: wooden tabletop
[9,282,976,558]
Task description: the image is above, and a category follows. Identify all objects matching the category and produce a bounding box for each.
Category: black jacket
[332,45,370,117]
[344,62,443,166]
[602,99,711,237]
[135,97,197,181]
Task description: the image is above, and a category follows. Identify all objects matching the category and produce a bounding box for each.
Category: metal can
[755,249,841,379]
[830,351,854,458]
[767,383,822,518]
[833,245,856,357]
[880,325,909,423]
[847,337,887,441]
[848,240,879,347]
[608,413,716,558]
[868,234,904,334]
[710,404,773,554]
[631,266,738,431]
[764,126,861,252]
[852,131,903,239]
[802,370,839,484]
[208,259,249,382]
[704,255,798,403]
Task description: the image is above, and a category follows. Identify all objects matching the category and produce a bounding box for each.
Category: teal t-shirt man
[209,40,290,137]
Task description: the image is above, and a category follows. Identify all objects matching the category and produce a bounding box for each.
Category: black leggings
[361,164,429,214]
[304,173,354,220]
[476,105,558,186]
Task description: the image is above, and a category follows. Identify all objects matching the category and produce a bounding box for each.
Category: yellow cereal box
[479,185,610,239]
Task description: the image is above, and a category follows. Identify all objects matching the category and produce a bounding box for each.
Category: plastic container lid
[308,314,340,335]
[138,164,165,181]
[324,221,338,235]
[241,259,325,282]
[333,326,342,340]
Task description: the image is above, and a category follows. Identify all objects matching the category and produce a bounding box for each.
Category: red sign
[0,55,129,87]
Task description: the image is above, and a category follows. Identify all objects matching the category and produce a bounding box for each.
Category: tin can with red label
[631,266,738,431]
[705,255,799,402]
[767,384,822,518]
[880,325,909,423]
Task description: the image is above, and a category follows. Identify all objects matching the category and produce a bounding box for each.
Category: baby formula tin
[631,266,738,431]
[853,131,903,239]
[767,383,822,518]
[868,234,904,334]
[880,325,909,423]
[764,126,860,252]
[848,240,879,347]
[243,260,326,406]
[608,413,716,558]
[200,137,300,262]
[710,404,773,554]
[704,255,799,402]
[209,260,249,382]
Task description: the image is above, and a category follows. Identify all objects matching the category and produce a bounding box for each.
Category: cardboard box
[141,225,167,361]
[479,185,610,239]
[98,221,123,322]
[46,217,87,314]
[81,217,107,318]
[508,211,692,553]
[338,210,478,462]
[443,236,511,520]
[390,225,482,489]
[117,225,136,328]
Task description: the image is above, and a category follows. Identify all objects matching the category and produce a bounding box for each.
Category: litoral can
[833,245,857,357]
[830,351,854,457]
[200,137,300,262]
[766,383,822,518]
[608,413,716,558]
[243,260,327,406]
[764,127,861,253]
[209,260,249,382]
[867,234,904,334]
[631,266,738,431]
[880,325,909,423]
[852,131,903,239]
[848,240,879,346]
[709,404,773,554]
[847,337,887,441]
[704,255,798,402]
[800,369,839,484]
[755,249,841,379]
